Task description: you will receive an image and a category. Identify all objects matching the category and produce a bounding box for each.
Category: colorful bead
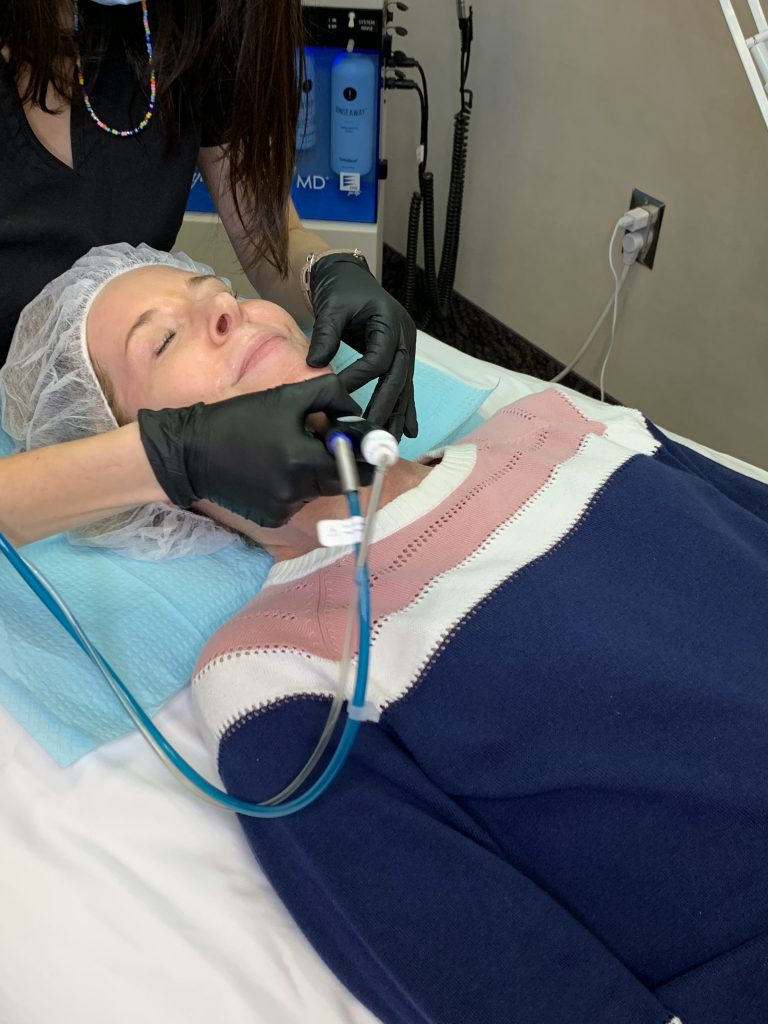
[73,0,156,138]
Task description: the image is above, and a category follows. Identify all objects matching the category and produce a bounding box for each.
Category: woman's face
[86,266,329,420]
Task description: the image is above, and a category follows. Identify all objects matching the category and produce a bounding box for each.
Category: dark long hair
[0,0,304,276]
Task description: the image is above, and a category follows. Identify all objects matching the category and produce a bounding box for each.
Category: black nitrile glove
[306,252,418,441]
[137,376,363,528]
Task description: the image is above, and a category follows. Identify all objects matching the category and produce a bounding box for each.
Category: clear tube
[264,459,390,804]
[0,514,371,819]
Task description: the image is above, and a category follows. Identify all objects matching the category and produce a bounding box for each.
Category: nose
[205,291,242,347]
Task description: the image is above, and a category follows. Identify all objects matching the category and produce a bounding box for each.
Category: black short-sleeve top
[0,15,226,364]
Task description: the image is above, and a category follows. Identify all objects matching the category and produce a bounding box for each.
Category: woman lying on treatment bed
[2,244,768,1024]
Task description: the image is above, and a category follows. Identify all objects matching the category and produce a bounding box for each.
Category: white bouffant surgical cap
[0,242,244,561]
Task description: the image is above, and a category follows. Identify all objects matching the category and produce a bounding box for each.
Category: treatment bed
[1,333,765,1024]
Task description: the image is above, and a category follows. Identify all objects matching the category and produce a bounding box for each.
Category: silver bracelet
[300,248,367,313]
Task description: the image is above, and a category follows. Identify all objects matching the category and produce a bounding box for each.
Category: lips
[235,332,284,383]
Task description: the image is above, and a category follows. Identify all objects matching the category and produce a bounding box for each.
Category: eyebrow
[186,274,221,290]
[124,307,158,353]
[123,275,229,353]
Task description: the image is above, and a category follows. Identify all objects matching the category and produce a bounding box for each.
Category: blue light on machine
[187,169,216,214]
[291,45,381,224]
[185,45,383,222]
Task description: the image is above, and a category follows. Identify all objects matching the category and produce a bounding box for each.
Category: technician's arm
[0,378,360,544]
[198,145,328,323]
[0,424,163,547]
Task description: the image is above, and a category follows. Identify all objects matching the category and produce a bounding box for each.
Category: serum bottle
[330,52,377,177]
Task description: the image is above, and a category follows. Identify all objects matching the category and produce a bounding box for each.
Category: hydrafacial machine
[186,1,391,279]
[293,1,390,275]
[0,417,398,818]
[720,0,768,130]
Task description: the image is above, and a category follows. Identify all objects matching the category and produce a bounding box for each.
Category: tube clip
[317,516,365,547]
[347,700,380,723]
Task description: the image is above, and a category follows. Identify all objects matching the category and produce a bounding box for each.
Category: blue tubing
[347,490,371,710]
[0,498,371,818]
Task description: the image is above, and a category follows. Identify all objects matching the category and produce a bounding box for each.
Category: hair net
[0,242,244,561]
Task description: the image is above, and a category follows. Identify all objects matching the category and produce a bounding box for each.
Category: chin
[240,363,333,396]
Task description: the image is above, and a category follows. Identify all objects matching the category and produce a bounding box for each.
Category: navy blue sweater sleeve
[219,700,682,1024]
[647,423,768,525]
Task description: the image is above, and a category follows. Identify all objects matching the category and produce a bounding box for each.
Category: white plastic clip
[347,701,380,723]
[317,516,365,547]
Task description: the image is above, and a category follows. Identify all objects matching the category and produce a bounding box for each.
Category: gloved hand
[137,376,363,528]
[306,252,418,441]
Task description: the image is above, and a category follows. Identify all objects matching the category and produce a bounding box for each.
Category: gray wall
[383,0,768,466]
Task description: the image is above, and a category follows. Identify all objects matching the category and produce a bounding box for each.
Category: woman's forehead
[102,264,200,299]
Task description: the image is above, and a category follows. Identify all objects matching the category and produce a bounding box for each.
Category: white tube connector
[361,430,399,468]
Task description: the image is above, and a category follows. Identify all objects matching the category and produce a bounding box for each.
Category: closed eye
[154,329,176,357]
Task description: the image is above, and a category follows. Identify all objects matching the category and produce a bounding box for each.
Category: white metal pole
[720,0,768,130]
[746,0,768,34]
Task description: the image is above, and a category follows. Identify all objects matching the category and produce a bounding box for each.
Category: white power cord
[549,266,629,385]
[597,219,624,402]
[550,207,650,397]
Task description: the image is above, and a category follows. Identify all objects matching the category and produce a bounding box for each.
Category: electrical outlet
[628,188,665,269]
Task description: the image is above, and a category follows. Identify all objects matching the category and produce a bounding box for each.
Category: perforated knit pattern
[195,389,608,676]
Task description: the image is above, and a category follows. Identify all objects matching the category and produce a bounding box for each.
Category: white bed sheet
[1,336,766,1024]
[0,691,379,1024]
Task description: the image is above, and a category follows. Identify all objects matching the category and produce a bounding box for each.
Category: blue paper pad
[0,342,493,765]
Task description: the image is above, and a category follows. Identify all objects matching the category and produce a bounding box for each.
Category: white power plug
[622,229,646,265]
[618,206,651,232]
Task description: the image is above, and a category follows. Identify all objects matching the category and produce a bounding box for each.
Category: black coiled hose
[397,10,473,324]
[437,106,471,310]
[415,104,471,323]
[420,171,442,317]
[404,191,422,316]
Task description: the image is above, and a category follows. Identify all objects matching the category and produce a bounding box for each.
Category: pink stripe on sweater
[196,391,604,671]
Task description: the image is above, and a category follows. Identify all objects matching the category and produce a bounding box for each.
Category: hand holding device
[137,376,362,528]
[305,251,418,442]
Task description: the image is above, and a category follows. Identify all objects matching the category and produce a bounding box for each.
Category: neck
[195,458,434,562]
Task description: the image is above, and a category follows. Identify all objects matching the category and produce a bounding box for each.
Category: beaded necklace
[73,0,156,137]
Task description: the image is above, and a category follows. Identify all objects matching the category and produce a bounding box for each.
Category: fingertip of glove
[404,412,419,439]
[385,415,405,442]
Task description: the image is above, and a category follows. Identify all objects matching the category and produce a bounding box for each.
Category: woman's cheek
[231,353,331,399]
[283,358,331,387]
[139,368,225,413]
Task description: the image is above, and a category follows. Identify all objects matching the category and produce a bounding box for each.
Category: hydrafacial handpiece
[264,417,399,806]
[323,415,398,563]
[326,415,399,471]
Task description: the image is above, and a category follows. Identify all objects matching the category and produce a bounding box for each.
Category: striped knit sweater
[192,388,768,1024]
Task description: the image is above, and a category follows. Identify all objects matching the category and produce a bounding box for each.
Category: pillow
[0,336,494,765]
